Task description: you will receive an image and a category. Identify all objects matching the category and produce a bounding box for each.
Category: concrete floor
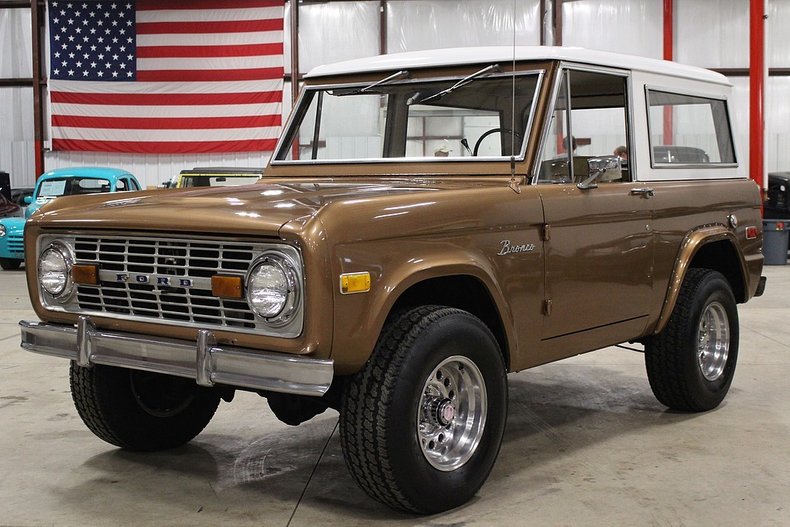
[0,266,788,527]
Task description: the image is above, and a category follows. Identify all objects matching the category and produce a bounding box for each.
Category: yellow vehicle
[167,167,262,188]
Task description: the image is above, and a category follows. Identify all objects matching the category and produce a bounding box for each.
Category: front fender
[329,240,516,374]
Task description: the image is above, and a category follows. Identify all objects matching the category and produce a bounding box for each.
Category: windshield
[37,177,112,199]
[180,175,261,187]
[275,71,541,163]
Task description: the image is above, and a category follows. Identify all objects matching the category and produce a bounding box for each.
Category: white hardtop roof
[306,46,730,86]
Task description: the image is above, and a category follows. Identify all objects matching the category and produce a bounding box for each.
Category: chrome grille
[73,236,264,330]
[7,233,24,255]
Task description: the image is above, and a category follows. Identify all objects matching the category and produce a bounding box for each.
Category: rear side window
[647,90,736,166]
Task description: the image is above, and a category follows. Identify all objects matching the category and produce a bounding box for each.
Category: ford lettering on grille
[114,273,194,288]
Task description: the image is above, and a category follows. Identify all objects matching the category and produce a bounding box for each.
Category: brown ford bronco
[21,47,766,514]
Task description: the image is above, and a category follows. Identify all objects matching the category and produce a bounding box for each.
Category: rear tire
[0,258,21,270]
[70,363,221,451]
[645,268,739,412]
[340,306,508,514]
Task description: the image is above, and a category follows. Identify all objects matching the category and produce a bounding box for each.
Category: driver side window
[537,69,630,184]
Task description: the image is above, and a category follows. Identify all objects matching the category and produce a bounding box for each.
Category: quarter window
[647,90,735,166]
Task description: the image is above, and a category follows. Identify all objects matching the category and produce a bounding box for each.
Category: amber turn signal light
[340,272,371,294]
[72,264,99,285]
[211,275,244,299]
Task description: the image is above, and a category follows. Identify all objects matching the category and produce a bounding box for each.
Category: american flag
[48,0,284,154]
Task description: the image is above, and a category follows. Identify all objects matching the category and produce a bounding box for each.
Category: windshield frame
[271,68,545,166]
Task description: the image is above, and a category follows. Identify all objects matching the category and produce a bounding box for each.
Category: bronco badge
[498,240,536,255]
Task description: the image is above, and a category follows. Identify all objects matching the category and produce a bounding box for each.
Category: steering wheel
[473,128,523,156]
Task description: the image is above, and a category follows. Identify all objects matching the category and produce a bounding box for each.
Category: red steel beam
[662,0,673,145]
[750,0,765,191]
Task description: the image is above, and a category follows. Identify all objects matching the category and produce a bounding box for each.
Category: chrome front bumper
[19,317,333,396]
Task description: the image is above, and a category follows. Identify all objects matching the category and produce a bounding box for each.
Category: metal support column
[379,1,387,55]
[663,0,674,145]
[289,0,299,106]
[750,0,766,191]
[30,0,45,177]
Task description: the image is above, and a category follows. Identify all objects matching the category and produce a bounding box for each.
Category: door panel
[534,66,653,342]
[540,183,653,339]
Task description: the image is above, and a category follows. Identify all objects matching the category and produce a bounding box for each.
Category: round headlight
[39,243,73,297]
[246,254,299,323]
[0,224,6,237]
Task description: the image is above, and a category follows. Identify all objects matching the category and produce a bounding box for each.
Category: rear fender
[653,225,746,334]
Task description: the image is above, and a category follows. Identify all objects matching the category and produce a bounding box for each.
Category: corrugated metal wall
[0,9,34,188]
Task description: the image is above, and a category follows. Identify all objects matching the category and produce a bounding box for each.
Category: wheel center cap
[437,399,456,426]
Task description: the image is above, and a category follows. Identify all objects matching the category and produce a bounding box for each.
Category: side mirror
[23,195,33,205]
[577,156,622,190]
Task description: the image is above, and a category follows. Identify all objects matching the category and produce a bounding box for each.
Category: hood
[29,178,512,237]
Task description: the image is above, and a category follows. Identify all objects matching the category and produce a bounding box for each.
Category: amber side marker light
[212,275,244,299]
[340,272,371,294]
[72,264,99,285]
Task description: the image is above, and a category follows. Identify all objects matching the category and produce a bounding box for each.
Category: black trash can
[763,219,788,265]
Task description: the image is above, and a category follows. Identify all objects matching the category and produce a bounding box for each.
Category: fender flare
[653,225,747,335]
[379,261,515,358]
[333,248,518,374]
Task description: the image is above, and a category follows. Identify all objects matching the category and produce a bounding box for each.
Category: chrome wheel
[417,355,487,471]
[697,301,730,381]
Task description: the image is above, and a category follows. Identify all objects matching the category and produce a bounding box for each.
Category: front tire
[70,363,221,451]
[645,268,739,412]
[0,258,22,270]
[340,306,508,514]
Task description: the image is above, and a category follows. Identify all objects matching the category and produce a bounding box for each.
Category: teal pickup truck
[0,167,141,270]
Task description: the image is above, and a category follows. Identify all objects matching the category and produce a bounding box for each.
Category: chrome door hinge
[541,224,551,241]
[543,299,552,316]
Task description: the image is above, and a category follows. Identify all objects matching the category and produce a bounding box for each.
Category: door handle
[630,187,655,198]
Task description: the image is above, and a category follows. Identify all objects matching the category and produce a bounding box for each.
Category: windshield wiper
[359,69,410,93]
[415,64,501,104]
[331,70,411,97]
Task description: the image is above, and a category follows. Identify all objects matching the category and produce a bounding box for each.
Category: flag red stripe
[52,138,279,154]
[137,43,283,58]
[138,0,283,10]
[52,114,282,130]
[50,90,283,106]
[137,67,284,82]
[137,19,284,35]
